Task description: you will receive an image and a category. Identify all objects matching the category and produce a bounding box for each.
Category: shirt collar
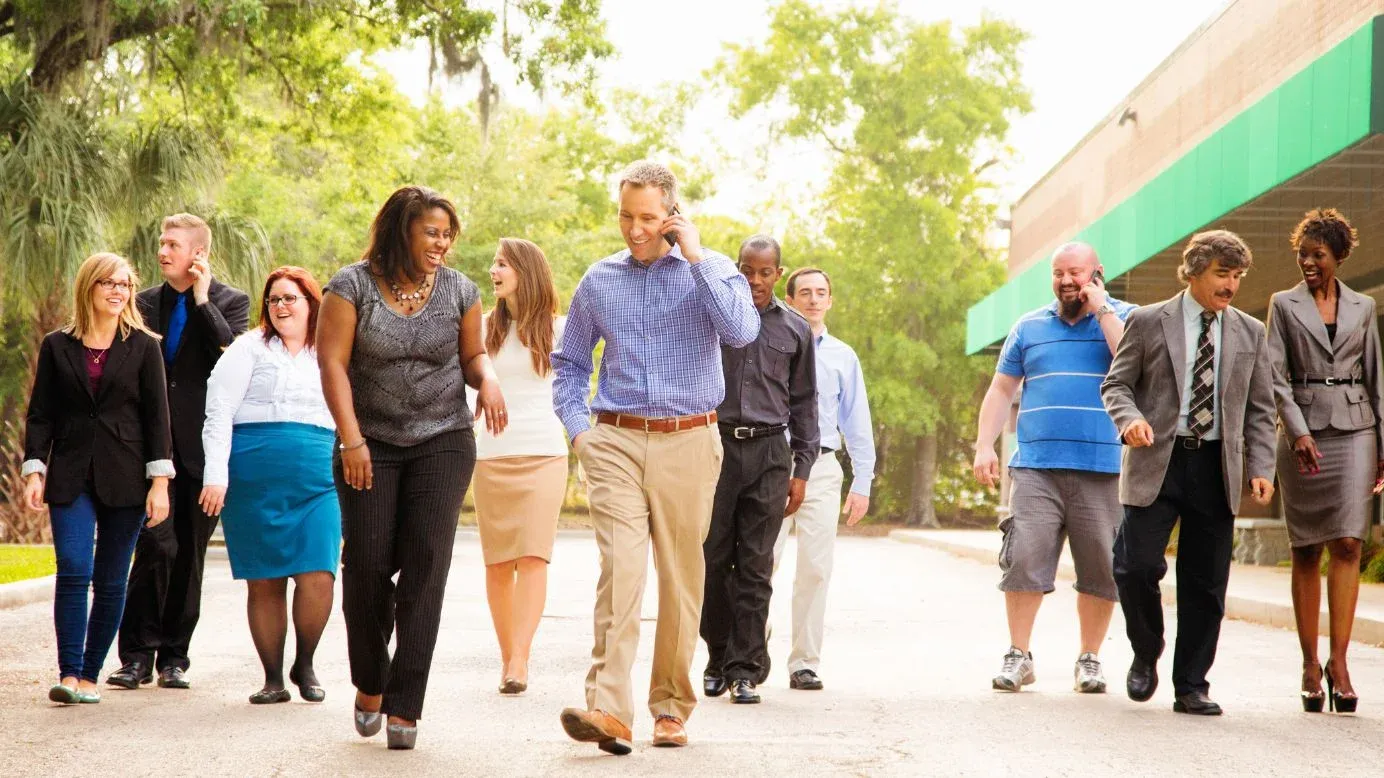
[1182,291,1220,324]
[622,243,686,268]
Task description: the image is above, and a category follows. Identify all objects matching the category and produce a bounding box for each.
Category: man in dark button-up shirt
[700,234,817,705]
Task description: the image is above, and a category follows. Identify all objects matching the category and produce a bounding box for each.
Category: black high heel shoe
[1301,663,1325,713]
[1325,661,1359,714]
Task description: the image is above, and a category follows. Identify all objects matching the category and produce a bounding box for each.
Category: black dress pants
[1113,441,1235,697]
[118,465,219,672]
[700,433,791,682]
[337,430,474,722]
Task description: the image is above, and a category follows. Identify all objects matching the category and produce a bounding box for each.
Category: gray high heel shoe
[354,703,382,737]
[386,722,417,750]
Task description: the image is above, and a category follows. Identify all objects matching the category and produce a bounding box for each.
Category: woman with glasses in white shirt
[200,266,340,705]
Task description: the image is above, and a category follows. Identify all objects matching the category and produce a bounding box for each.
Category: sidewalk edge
[0,575,53,610]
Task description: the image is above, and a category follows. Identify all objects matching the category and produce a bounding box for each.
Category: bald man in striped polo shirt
[971,242,1134,695]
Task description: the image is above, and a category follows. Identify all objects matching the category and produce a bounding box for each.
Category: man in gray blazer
[1101,229,1277,716]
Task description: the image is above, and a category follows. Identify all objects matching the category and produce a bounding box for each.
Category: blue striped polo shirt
[996,298,1135,473]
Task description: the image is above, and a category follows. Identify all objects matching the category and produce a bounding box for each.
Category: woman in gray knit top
[318,186,507,750]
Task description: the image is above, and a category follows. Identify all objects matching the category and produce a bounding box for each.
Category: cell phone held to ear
[1092,269,1105,286]
[663,205,681,249]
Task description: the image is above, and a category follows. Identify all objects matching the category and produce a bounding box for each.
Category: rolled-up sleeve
[691,256,759,348]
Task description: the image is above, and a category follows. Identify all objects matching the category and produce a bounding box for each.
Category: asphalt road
[3,529,1383,776]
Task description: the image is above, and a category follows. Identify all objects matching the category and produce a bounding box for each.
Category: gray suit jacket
[1101,291,1276,513]
[1266,281,1384,451]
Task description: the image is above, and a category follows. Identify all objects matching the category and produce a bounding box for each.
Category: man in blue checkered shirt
[554,161,758,755]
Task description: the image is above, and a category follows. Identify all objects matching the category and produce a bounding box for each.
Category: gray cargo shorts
[998,467,1121,602]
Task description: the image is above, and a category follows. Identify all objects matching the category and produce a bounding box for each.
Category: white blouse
[475,317,568,460]
[202,332,336,486]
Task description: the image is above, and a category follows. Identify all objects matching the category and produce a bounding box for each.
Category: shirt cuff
[849,479,872,498]
[793,458,816,481]
[146,460,176,479]
[201,464,228,487]
[21,459,46,478]
[562,414,593,442]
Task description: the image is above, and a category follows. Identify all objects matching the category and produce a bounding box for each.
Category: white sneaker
[1074,652,1107,693]
[992,647,1035,691]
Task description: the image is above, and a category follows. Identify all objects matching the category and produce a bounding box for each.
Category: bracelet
[338,439,367,452]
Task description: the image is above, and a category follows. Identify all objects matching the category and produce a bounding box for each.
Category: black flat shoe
[289,666,326,703]
[107,662,152,690]
[157,667,190,689]
[703,669,728,698]
[1173,690,1222,716]
[249,688,292,705]
[1126,658,1157,703]
[730,679,761,704]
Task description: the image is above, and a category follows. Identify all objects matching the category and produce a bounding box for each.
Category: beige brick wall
[1009,0,1384,275]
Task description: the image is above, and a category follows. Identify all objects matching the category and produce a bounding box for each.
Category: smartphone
[1092,269,1105,286]
[663,205,681,249]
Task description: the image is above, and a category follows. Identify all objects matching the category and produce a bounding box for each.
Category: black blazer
[136,279,250,479]
[25,329,173,508]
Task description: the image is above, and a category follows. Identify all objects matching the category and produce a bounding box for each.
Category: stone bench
[1232,518,1291,566]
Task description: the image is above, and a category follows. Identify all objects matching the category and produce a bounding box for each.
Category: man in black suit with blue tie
[109,214,250,690]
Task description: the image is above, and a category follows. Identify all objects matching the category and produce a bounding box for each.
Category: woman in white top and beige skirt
[475,238,567,694]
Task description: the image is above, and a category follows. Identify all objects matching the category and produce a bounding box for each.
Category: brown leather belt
[596,411,717,433]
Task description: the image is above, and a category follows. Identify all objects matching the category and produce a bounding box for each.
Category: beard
[1059,294,1084,319]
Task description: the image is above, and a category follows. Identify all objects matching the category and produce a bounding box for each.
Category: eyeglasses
[95,279,133,292]
[267,294,302,307]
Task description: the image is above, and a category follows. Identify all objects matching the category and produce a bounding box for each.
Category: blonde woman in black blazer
[1267,209,1384,714]
[23,252,173,705]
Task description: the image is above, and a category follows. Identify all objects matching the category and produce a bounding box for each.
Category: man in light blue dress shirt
[553,161,759,754]
[772,267,876,692]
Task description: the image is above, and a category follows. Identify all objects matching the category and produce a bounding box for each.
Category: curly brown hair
[1290,208,1358,261]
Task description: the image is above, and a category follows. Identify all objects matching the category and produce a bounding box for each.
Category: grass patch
[0,544,55,584]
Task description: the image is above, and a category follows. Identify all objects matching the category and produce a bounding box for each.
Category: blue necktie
[164,293,188,364]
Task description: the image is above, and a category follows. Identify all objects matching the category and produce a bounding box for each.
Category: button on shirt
[996,297,1136,473]
[552,245,760,440]
[813,329,876,497]
[718,298,819,479]
[1177,291,1222,440]
[201,332,336,487]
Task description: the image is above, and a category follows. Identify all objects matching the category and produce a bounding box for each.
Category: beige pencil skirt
[473,455,567,565]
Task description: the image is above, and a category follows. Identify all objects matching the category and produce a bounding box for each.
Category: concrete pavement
[2,529,1384,775]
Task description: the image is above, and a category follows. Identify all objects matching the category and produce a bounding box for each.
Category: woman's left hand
[146,481,171,527]
[476,377,508,435]
[1374,460,1384,495]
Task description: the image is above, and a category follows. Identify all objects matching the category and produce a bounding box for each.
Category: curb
[889,529,1384,647]
[0,575,53,610]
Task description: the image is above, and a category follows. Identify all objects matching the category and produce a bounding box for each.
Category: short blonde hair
[1178,230,1253,283]
[65,253,158,341]
[161,212,212,254]
[617,161,678,212]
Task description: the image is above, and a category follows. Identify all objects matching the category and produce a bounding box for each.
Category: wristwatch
[1094,303,1115,321]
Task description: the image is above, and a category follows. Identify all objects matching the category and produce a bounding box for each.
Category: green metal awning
[966,16,1383,354]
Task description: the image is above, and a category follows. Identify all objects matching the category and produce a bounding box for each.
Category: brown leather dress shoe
[651,715,687,747]
[559,708,632,755]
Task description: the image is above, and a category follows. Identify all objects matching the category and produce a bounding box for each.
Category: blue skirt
[222,422,341,580]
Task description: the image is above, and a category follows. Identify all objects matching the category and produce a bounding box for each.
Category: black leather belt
[1294,376,1362,386]
[1175,436,1221,450]
[718,423,788,440]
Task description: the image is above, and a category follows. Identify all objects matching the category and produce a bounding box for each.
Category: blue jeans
[51,492,145,681]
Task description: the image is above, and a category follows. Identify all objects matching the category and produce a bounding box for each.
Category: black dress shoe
[106,661,152,690]
[703,669,728,698]
[1126,658,1157,702]
[730,679,761,704]
[158,667,191,689]
[1173,690,1223,716]
[789,669,823,691]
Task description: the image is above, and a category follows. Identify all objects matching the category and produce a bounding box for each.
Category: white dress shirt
[1177,292,1222,440]
[813,328,876,496]
[202,332,335,487]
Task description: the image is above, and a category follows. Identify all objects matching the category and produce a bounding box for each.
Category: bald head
[1051,241,1102,319]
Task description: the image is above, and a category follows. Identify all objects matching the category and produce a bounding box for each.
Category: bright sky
[381,0,1226,233]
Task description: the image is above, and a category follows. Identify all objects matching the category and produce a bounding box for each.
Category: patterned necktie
[1187,310,1216,438]
[164,292,189,365]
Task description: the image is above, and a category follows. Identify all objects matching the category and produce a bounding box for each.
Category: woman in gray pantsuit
[1267,208,1384,714]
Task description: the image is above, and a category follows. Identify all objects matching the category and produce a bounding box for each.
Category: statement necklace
[388,275,434,312]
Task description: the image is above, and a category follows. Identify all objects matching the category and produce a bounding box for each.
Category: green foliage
[0,543,55,584]
[721,1,1031,523]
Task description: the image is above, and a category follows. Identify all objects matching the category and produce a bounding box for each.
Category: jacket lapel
[1333,281,1363,355]
[1285,282,1333,355]
[1161,293,1187,397]
[1216,308,1237,407]
[61,334,95,402]
[96,333,134,401]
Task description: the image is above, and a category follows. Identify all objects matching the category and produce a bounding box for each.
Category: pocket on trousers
[997,514,1016,572]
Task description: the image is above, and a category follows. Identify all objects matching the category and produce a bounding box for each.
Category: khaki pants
[577,423,723,728]
[772,453,844,674]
